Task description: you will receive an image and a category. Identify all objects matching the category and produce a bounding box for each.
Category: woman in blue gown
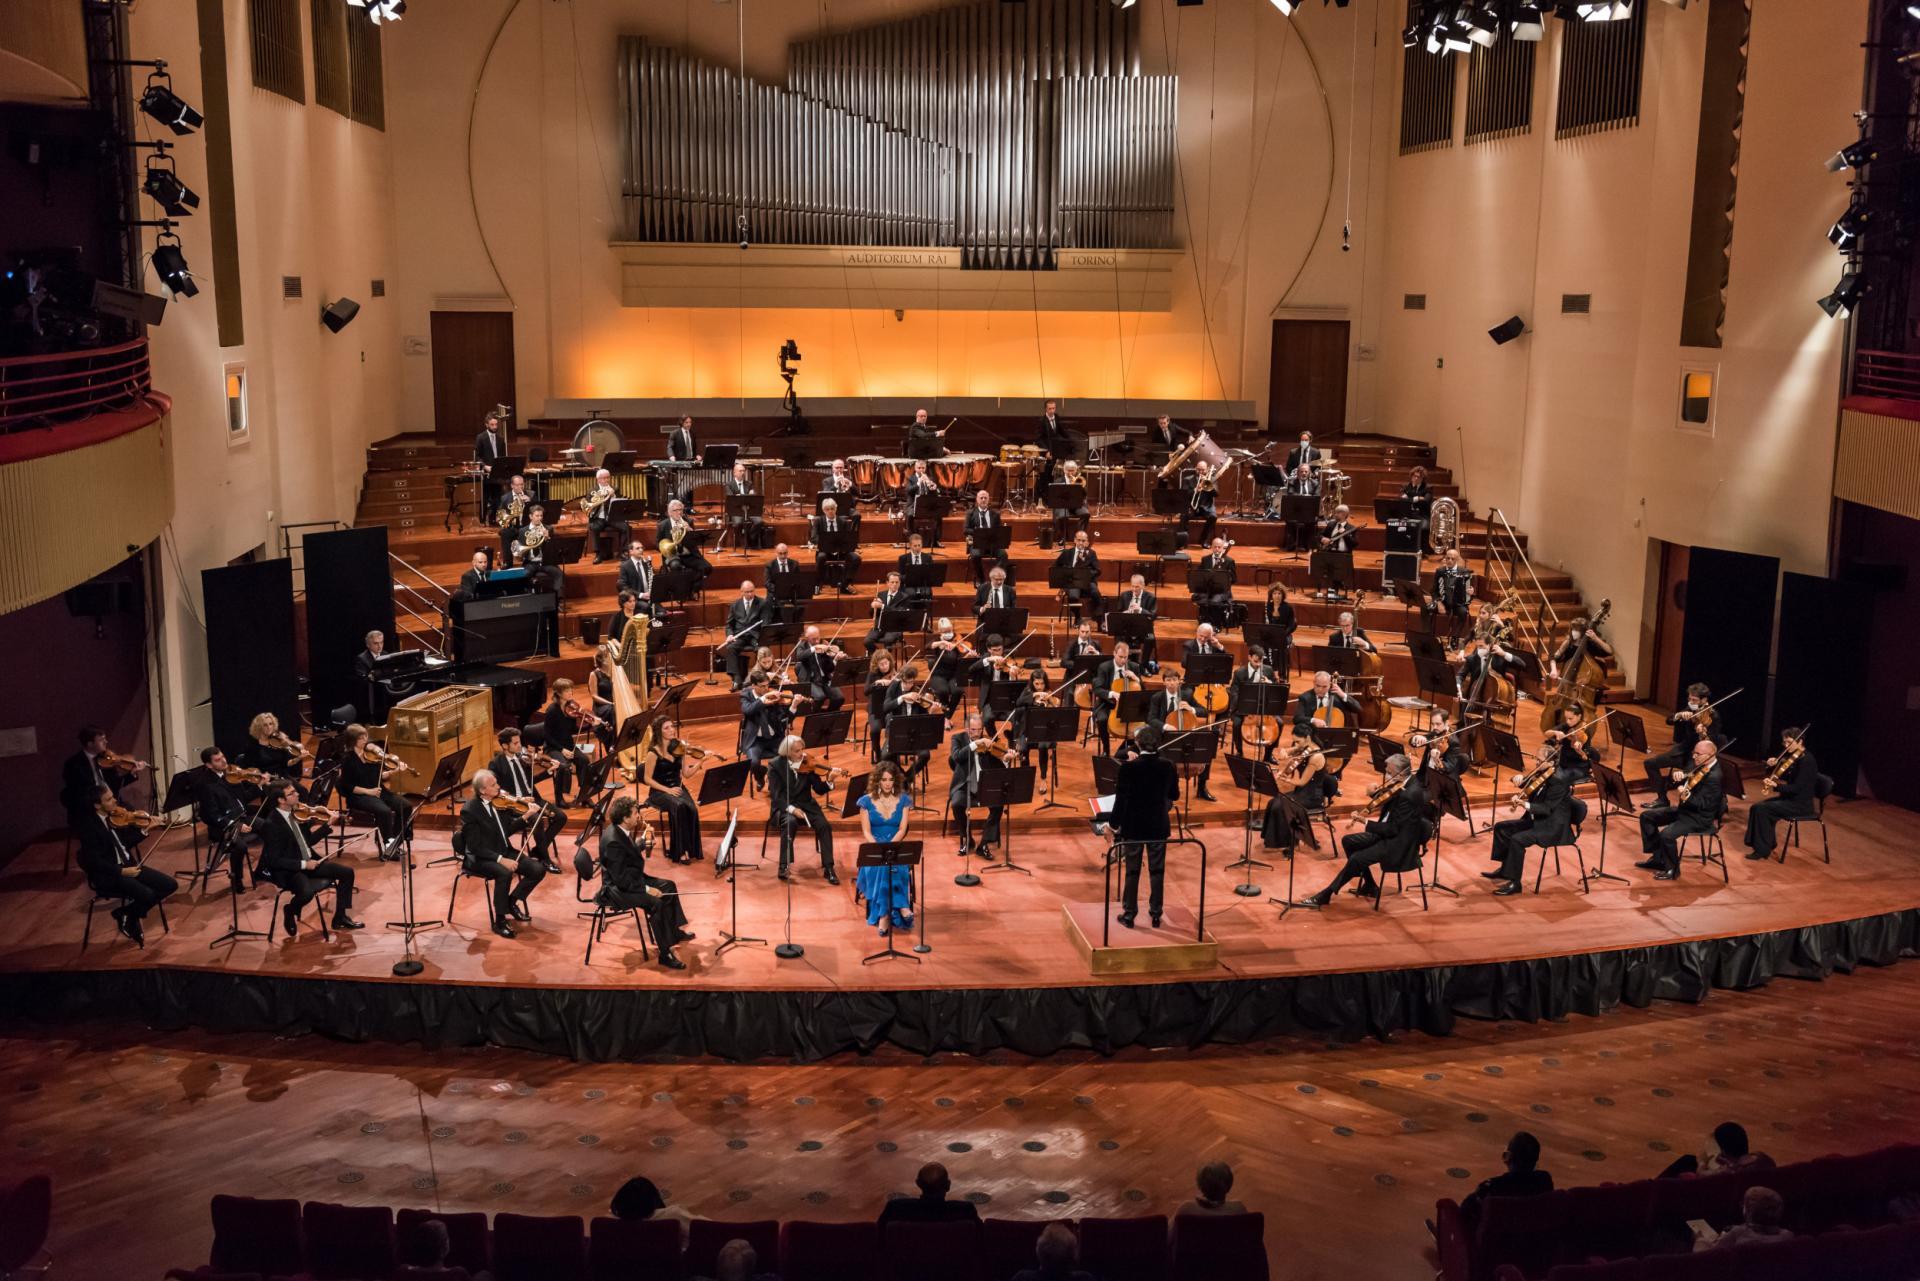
[855,760,914,934]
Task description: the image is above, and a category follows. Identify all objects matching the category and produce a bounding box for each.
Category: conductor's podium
[1064,903,1220,976]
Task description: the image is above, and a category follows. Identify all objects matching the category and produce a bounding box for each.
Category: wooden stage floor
[4,794,1916,999]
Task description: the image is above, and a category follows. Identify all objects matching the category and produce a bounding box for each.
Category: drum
[1019,444,1043,459]
[933,452,992,492]
[571,418,625,460]
[999,444,1025,462]
[848,455,883,488]
[879,457,915,496]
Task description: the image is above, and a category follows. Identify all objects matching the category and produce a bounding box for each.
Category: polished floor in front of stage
[3,795,1916,995]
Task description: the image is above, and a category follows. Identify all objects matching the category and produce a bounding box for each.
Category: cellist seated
[1092,640,1144,758]
[1294,671,1361,734]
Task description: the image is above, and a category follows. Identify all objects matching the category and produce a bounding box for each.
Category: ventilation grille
[370,279,386,298]
[249,0,306,103]
[282,276,302,300]
[1404,294,1427,311]
[1562,293,1592,315]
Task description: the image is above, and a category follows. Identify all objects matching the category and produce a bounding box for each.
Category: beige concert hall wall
[127,0,400,765]
[1373,0,1861,688]
[381,0,1397,425]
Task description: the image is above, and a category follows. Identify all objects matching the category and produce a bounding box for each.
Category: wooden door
[1267,319,1350,437]
[430,311,516,438]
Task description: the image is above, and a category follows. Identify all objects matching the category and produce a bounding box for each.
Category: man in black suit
[1329,610,1375,655]
[739,673,791,777]
[963,490,1008,582]
[615,540,654,603]
[723,461,769,550]
[1294,671,1361,736]
[1147,412,1189,452]
[904,460,945,546]
[1182,622,1226,668]
[656,499,710,586]
[458,768,548,937]
[973,565,1017,617]
[1458,1133,1555,1226]
[195,747,256,892]
[455,550,492,602]
[255,778,361,936]
[1486,767,1575,896]
[769,734,838,884]
[1301,756,1426,907]
[877,1163,980,1226]
[1433,549,1475,645]
[1283,431,1320,475]
[896,533,936,610]
[1053,529,1102,620]
[1195,537,1236,612]
[1036,399,1069,493]
[1318,504,1360,554]
[493,474,533,562]
[764,542,807,610]
[720,581,768,688]
[948,712,1005,858]
[867,571,911,652]
[1229,645,1284,759]
[488,727,566,871]
[667,415,697,461]
[1637,740,1723,881]
[905,408,947,459]
[1091,640,1143,757]
[75,784,177,944]
[60,725,137,829]
[353,630,388,720]
[1744,727,1819,862]
[474,412,507,464]
[1146,669,1214,800]
[1642,682,1715,810]
[810,498,860,593]
[1097,724,1180,928]
[793,624,846,713]
[598,795,691,969]
[1282,463,1320,550]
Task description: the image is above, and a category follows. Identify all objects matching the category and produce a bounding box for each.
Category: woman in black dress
[635,720,704,864]
[1012,667,1061,795]
[864,648,897,762]
[339,723,414,860]
[240,711,313,801]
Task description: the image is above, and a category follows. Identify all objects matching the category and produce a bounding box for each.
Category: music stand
[979,765,1037,876]
[836,771,872,817]
[1107,612,1154,656]
[709,811,765,957]
[1279,494,1319,559]
[899,561,948,597]
[969,522,1012,571]
[1251,463,1288,506]
[860,841,925,964]
[1163,726,1218,837]
[653,565,700,611]
[1607,708,1648,771]
[908,496,951,545]
[887,713,946,812]
[1586,761,1633,885]
[1479,727,1529,826]
[721,494,765,551]
[1148,486,1188,518]
[767,565,818,605]
[1426,762,1477,840]
[1413,656,1458,712]
[1223,754,1277,899]
[813,526,859,591]
[975,606,1030,643]
[1049,563,1097,621]
[1310,550,1355,600]
[800,708,854,759]
[879,607,928,639]
[700,443,740,469]
[205,791,274,949]
[1026,704,1080,811]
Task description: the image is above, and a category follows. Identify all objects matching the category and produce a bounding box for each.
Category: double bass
[1540,598,1613,733]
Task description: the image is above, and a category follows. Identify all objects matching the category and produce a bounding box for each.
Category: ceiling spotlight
[1828,202,1870,250]
[1270,0,1301,13]
[347,0,406,23]
[1443,20,1474,52]
[1403,20,1422,46]
[1826,139,1878,173]
[1111,0,1137,7]
[1816,267,1867,318]
[139,70,203,136]
[1907,1,1920,16]
[142,158,200,217]
[1579,0,1631,18]
[151,232,198,299]
[1464,6,1500,45]
[1511,3,1547,38]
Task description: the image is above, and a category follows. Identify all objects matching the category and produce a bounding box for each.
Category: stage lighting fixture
[1826,139,1878,173]
[1816,267,1867,318]
[1488,315,1527,345]
[1579,0,1630,18]
[1463,6,1500,45]
[1907,1,1920,17]
[139,70,203,136]
[1270,0,1301,13]
[1403,19,1422,46]
[151,233,197,299]
[142,158,200,217]
[1828,202,1870,250]
[347,0,406,23]
[1111,0,1137,7]
[1511,3,1547,39]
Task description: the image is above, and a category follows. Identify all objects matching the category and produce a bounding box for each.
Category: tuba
[1429,496,1461,553]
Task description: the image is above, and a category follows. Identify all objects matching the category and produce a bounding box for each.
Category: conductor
[1097,724,1181,929]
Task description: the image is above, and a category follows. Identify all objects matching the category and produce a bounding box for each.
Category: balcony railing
[1851,348,1920,403]
[0,339,154,433]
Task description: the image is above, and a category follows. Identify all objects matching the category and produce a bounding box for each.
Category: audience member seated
[611,1174,695,1245]
[877,1162,981,1225]
[1694,1185,1793,1251]
[1011,1222,1096,1281]
[1174,1161,1247,1220]
[1455,1131,1554,1229]
[693,1236,782,1281]
[394,1219,489,1281]
[1661,1121,1775,1178]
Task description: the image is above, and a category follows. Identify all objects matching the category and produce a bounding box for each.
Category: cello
[1540,598,1613,732]
[1106,664,1145,741]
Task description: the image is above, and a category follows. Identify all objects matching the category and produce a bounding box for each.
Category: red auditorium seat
[1472,1192,1570,1280]
[880,1218,987,1281]
[0,1174,52,1274]
[207,1194,307,1278]
[492,1212,587,1281]
[301,1200,395,1280]
[982,1217,1050,1281]
[1816,1221,1920,1281]
[1076,1215,1170,1281]
[396,1209,490,1275]
[780,1219,881,1281]
[1168,1210,1267,1281]
[1646,1169,1776,1234]
[685,1218,780,1279]
[587,1215,684,1280]
[1556,1180,1659,1263]
[1627,1249,1746,1281]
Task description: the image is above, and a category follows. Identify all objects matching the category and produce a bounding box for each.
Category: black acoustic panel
[202,559,298,756]
[1773,573,1871,798]
[304,526,395,722]
[1677,545,1777,754]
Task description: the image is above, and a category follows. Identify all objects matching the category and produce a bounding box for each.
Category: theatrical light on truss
[1828,202,1870,251]
[139,69,203,136]
[1578,1,1632,19]
[1826,138,1879,173]
[1816,266,1867,318]
[150,232,198,299]
[346,0,406,24]
[142,156,200,217]
[1511,3,1547,39]
[1463,6,1500,46]
[1270,0,1301,13]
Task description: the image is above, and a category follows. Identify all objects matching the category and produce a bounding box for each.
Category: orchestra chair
[302,1200,396,1281]
[685,1219,779,1281]
[1077,1215,1170,1281]
[443,829,524,933]
[1373,819,1436,913]
[1531,797,1591,895]
[81,887,170,951]
[573,844,652,964]
[585,1215,680,1281]
[396,1209,490,1276]
[492,1212,586,1281]
[779,1219,881,1281]
[263,872,335,944]
[1680,808,1731,884]
[1168,1210,1268,1281]
[1779,774,1835,865]
[0,1172,52,1278]
[879,1218,986,1281]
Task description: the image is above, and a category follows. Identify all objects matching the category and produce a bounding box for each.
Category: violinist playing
[1641,682,1716,810]
[635,720,708,865]
[739,670,796,780]
[925,618,974,708]
[61,725,146,838]
[865,649,898,762]
[1299,754,1427,909]
[793,624,848,713]
[1229,643,1284,761]
[968,634,1019,731]
[1744,726,1819,863]
[882,662,943,789]
[1636,740,1722,882]
[540,679,598,806]
[1012,666,1061,788]
[1485,755,1576,896]
[1092,640,1144,757]
[459,768,549,938]
[599,796,692,969]
[255,778,361,937]
[1148,668,1216,801]
[1543,706,1600,783]
[195,747,259,892]
[1259,738,1333,854]
[77,783,178,945]
[769,734,841,885]
[240,712,313,798]
[488,727,566,873]
[948,712,1008,859]
[1409,709,1470,789]
[340,723,414,861]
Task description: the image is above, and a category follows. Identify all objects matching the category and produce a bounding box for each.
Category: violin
[276,732,316,763]
[932,635,978,661]
[668,739,719,761]
[290,801,337,824]
[221,765,270,786]
[105,803,161,831]
[1760,732,1809,796]
[1676,751,1722,803]
[970,730,1016,761]
[1270,740,1325,793]
[489,793,539,815]
[98,749,154,773]
[565,699,606,730]
[364,744,418,776]
[1509,744,1560,809]
[899,686,948,717]
[795,750,849,782]
[1347,768,1412,825]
